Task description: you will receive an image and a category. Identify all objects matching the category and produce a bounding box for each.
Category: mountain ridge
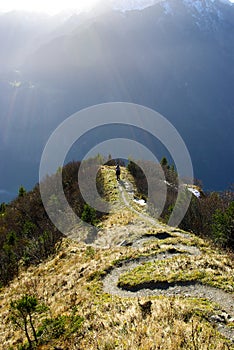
[0,165,233,349]
[0,0,234,201]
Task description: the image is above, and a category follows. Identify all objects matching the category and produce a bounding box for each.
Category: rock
[209,313,232,324]
[210,315,223,323]
[138,300,152,318]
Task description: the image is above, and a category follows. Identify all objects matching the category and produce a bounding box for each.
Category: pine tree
[9,294,48,348]
[18,185,26,197]
[160,157,168,168]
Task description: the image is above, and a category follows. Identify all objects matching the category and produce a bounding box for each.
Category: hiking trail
[93,166,234,343]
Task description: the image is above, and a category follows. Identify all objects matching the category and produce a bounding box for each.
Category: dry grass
[0,166,233,349]
[102,209,138,228]
[0,238,233,349]
[97,166,120,202]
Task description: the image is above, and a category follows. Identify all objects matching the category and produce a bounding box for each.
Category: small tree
[160,157,168,168]
[0,202,6,214]
[9,294,47,348]
[18,185,27,197]
[212,201,234,248]
[81,204,97,225]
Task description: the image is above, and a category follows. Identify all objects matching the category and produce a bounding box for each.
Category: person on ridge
[116,163,121,181]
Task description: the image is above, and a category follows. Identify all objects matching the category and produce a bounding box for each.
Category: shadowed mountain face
[0,0,234,201]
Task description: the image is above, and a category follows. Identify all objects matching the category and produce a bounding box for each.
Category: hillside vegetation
[0,159,109,286]
[127,159,234,250]
[0,163,233,349]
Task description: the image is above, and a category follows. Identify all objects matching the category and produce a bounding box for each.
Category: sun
[0,0,101,15]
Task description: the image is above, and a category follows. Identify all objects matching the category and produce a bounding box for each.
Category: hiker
[116,164,121,181]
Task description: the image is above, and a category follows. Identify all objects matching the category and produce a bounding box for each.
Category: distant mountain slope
[0,0,234,201]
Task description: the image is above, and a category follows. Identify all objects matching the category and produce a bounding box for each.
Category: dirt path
[118,180,165,229]
[102,178,234,343]
[103,245,234,314]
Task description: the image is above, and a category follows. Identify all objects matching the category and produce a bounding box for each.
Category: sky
[0,0,101,15]
[0,0,233,15]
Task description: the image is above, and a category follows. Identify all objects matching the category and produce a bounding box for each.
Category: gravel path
[102,179,234,343]
[118,180,165,229]
[103,250,234,315]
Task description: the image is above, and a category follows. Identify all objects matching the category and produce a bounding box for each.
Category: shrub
[37,312,84,342]
[81,204,97,225]
[37,316,66,339]
[212,201,234,248]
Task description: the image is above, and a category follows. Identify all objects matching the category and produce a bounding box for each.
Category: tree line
[127,158,234,251]
[0,158,107,286]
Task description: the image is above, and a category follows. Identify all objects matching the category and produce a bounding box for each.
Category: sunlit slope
[0,165,233,349]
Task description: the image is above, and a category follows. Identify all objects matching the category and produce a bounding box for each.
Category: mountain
[0,0,234,201]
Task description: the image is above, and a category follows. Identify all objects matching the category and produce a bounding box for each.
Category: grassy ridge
[0,164,233,349]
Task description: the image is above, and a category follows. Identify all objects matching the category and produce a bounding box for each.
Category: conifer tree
[18,185,26,197]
